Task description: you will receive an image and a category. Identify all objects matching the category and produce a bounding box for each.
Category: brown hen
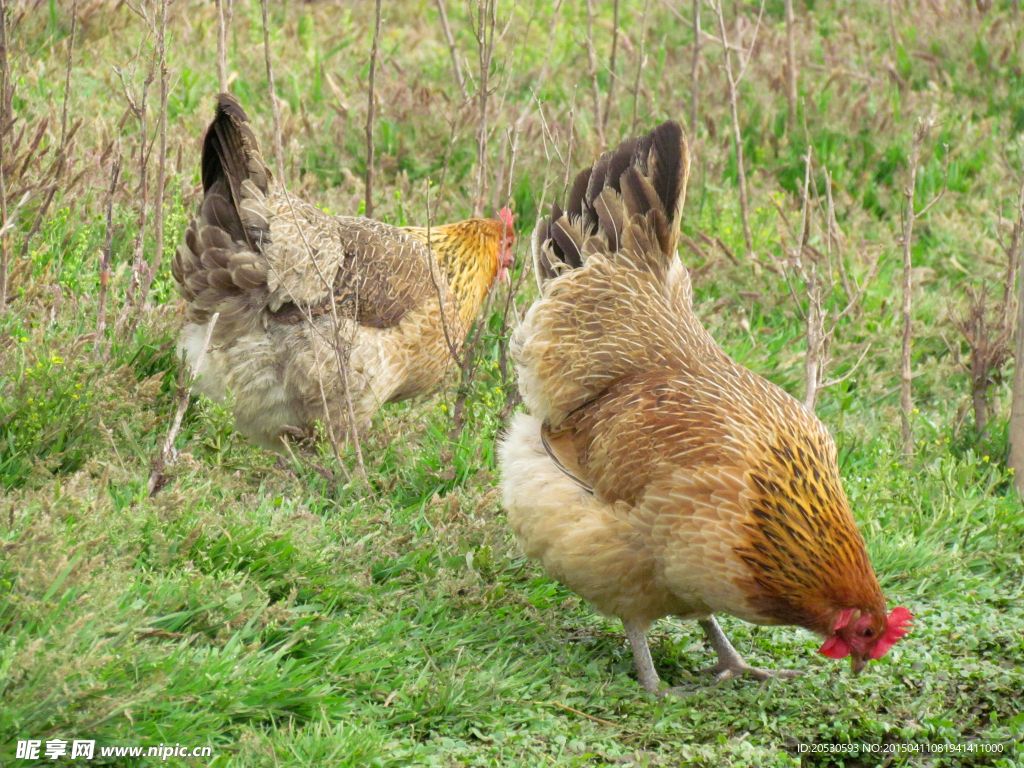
[172,94,514,450]
[498,121,910,694]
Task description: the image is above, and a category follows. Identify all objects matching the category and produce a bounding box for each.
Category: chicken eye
[860,628,874,638]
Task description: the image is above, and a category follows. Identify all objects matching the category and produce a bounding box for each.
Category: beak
[850,653,868,675]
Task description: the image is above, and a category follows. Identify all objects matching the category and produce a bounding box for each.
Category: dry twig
[95,150,121,361]
[899,113,942,455]
[784,0,798,130]
[690,0,701,138]
[0,0,8,311]
[365,0,383,218]
[260,1,366,476]
[149,314,219,497]
[137,0,169,312]
[434,0,466,99]
[215,0,231,92]
[709,0,765,256]
[1008,173,1024,490]
[602,0,620,135]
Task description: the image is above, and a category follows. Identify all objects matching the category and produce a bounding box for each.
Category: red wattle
[818,635,851,659]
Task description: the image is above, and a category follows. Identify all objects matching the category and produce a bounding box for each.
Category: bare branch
[602,0,620,134]
[259,0,285,176]
[149,313,220,497]
[1008,172,1024,490]
[709,0,753,255]
[95,149,121,361]
[820,343,872,390]
[585,0,605,148]
[899,113,936,456]
[137,0,169,312]
[434,0,467,99]
[631,0,652,134]
[59,0,79,152]
[0,0,8,312]
[471,0,498,217]
[215,0,230,92]
[690,0,701,139]
[365,0,383,218]
[784,0,798,130]
[260,0,366,476]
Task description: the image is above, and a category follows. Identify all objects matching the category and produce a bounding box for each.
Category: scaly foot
[698,617,801,685]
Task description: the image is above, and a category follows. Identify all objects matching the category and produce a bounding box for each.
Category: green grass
[2,1,1024,766]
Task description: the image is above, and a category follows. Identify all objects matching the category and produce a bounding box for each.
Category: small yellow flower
[19,336,27,343]
[72,394,78,401]
[440,404,447,412]
[51,356,63,364]
[982,455,990,462]
[912,408,919,414]
[1008,468,1015,475]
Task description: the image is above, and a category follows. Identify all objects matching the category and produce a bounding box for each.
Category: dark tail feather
[200,93,271,250]
[532,121,689,288]
[172,94,272,335]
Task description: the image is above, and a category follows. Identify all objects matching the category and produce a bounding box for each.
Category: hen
[498,121,911,694]
[172,94,514,450]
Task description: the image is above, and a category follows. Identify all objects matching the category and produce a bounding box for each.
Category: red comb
[498,207,514,229]
[868,606,913,660]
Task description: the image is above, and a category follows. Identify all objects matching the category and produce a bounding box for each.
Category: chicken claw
[698,617,801,684]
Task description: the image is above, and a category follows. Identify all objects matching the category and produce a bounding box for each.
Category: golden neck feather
[405,220,502,324]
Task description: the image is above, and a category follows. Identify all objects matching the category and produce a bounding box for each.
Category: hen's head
[819,606,913,674]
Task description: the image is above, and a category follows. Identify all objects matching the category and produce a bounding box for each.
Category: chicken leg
[697,616,802,683]
[624,620,662,694]
[624,617,800,695]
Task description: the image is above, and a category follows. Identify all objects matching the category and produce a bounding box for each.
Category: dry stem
[260,0,285,174]
[365,0,382,218]
[784,0,798,131]
[471,0,498,217]
[631,0,652,133]
[434,0,466,99]
[602,0,620,135]
[215,0,230,92]
[137,0,168,312]
[95,150,121,360]
[690,0,701,138]
[148,313,219,497]
[59,0,79,152]
[1004,174,1024,490]
[710,0,754,255]
[585,0,605,148]
[260,2,366,476]
[899,114,936,456]
[116,23,155,315]
[0,0,8,312]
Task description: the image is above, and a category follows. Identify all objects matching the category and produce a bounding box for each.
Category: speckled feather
[172,94,507,449]
[501,121,888,641]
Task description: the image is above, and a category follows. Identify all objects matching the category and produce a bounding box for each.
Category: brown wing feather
[174,94,439,342]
